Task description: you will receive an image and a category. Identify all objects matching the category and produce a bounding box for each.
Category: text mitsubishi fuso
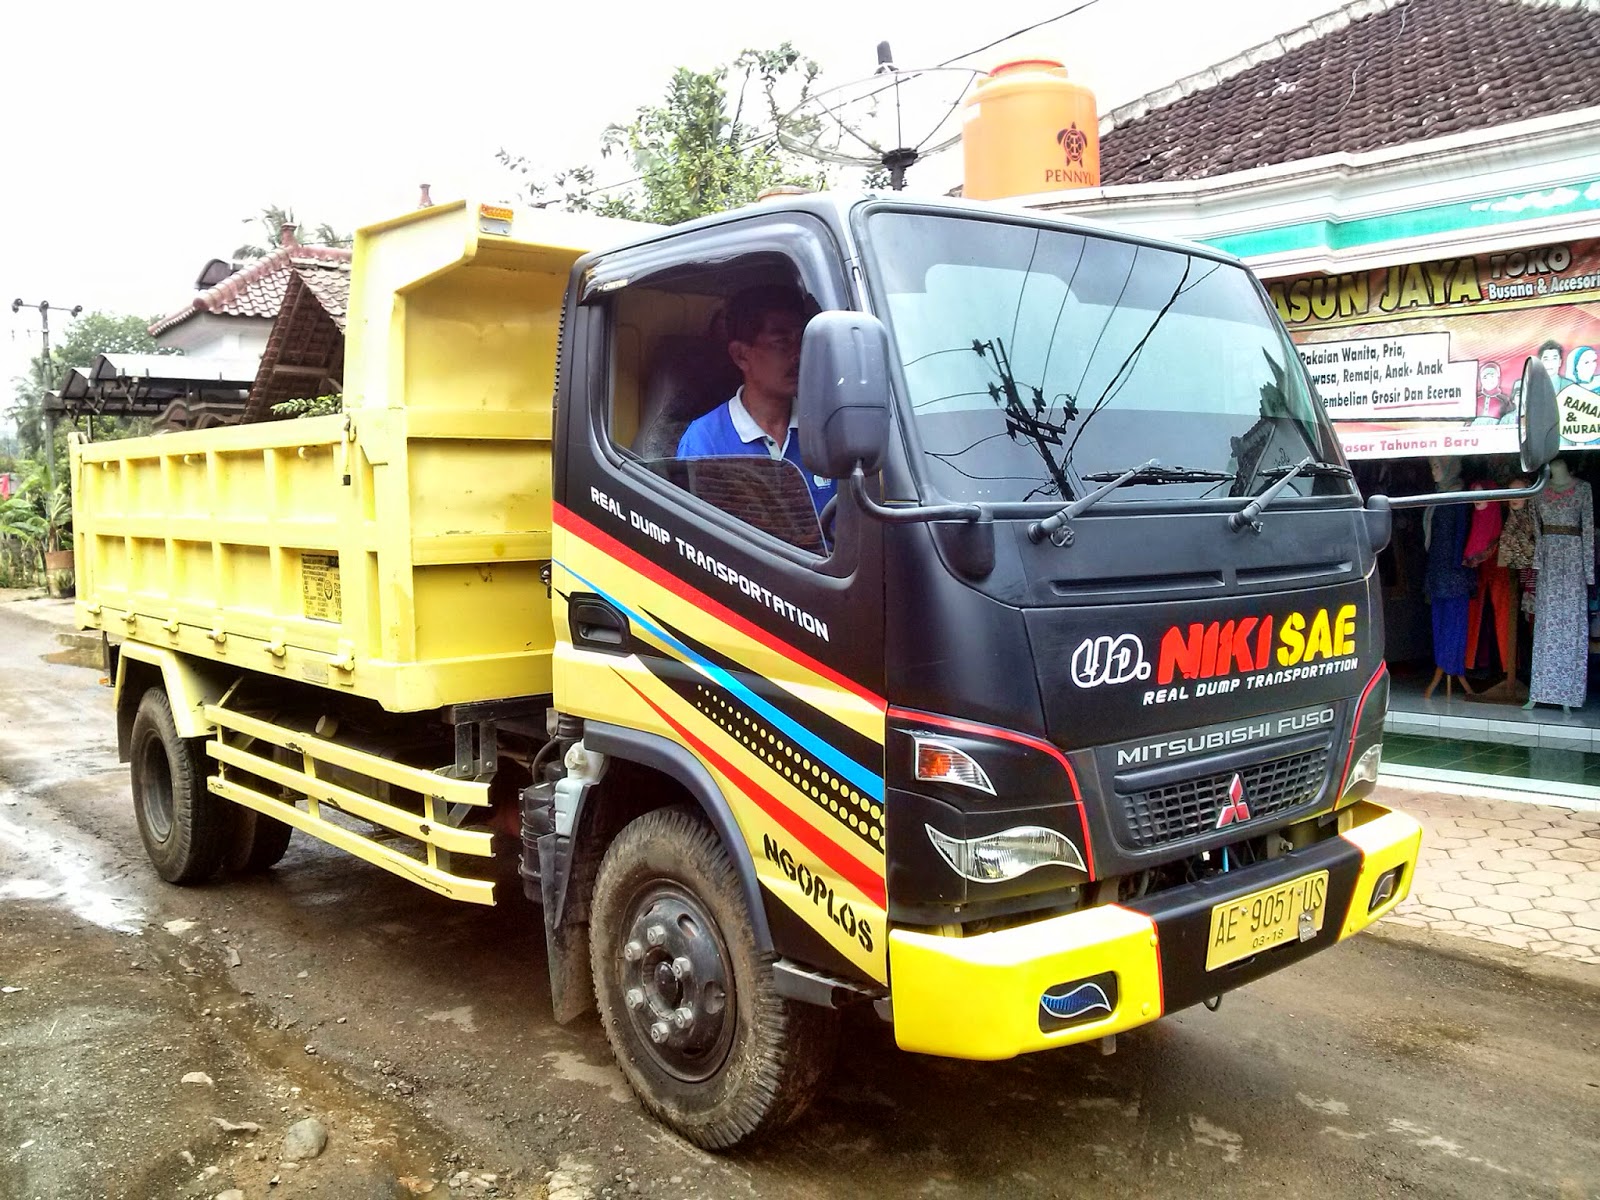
[72,195,1560,1149]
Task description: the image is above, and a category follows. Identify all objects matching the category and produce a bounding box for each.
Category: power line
[534,2,1108,206]
[937,0,1107,67]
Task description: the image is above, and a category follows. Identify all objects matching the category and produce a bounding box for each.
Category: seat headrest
[632,335,742,459]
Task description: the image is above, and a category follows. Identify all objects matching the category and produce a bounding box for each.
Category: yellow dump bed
[72,201,650,712]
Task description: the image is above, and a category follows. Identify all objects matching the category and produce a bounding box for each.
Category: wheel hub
[139,740,175,842]
[620,887,733,1082]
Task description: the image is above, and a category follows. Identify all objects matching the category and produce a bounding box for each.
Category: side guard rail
[203,703,496,905]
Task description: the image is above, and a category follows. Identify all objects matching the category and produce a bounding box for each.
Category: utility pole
[11,299,83,487]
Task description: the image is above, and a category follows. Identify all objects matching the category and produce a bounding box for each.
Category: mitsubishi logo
[1216,774,1252,828]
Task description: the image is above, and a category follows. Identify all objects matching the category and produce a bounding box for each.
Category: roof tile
[150,244,351,336]
[1101,0,1600,185]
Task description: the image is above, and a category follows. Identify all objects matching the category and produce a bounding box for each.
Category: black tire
[589,807,838,1150]
[223,803,294,875]
[129,689,228,884]
[222,743,295,874]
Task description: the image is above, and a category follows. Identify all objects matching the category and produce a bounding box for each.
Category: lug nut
[623,940,644,962]
[646,924,666,946]
[670,956,692,981]
[625,987,645,1010]
[672,1007,693,1031]
[649,1021,670,1044]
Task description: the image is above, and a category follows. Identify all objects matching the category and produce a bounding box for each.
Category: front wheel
[589,807,838,1149]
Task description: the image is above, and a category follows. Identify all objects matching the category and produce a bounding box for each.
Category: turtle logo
[1056,123,1088,166]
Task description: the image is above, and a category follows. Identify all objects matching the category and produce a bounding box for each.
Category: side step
[203,702,497,905]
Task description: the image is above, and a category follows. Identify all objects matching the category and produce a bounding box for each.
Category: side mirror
[797,311,892,479]
[1518,355,1560,473]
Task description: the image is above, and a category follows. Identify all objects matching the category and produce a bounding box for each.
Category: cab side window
[601,253,833,556]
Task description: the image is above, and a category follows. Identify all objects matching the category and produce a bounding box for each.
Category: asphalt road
[1,599,1597,1200]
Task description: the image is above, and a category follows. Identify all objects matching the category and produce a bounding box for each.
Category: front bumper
[887,800,1420,1060]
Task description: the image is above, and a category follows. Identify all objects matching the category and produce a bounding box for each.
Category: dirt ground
[2,594,1597,1200]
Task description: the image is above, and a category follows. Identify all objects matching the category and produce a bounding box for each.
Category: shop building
[1023,0,1600,796]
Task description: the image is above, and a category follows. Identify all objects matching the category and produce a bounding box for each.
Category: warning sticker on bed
[302,554,341,623]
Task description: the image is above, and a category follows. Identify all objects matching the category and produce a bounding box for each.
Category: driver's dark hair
[726,284,806,347]
[1539,338,1564,357]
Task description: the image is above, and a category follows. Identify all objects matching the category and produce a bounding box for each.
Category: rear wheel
[589,807,838,1149]
[223,804,294,874]
[130,689,227,884]
[222,744,295,874]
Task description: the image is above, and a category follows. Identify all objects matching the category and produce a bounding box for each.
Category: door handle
[570,596,629,652]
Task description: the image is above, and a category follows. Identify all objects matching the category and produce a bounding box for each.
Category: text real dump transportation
[72,194,1561,1149]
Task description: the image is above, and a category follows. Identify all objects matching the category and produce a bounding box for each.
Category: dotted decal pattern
[692,684,883,854]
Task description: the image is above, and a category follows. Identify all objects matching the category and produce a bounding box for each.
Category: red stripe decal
[620,674,887,909]
[1337,661,1389,798]
[1138,907,1166,1014]
[554,503,885,710]
[887,705,1096,880]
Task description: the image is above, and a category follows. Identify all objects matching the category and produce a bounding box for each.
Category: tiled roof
[150,244,351,336]
[242,270,346,423]
[1100,0,1600,186]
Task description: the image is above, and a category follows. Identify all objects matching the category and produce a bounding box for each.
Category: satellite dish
[777,42,984,190]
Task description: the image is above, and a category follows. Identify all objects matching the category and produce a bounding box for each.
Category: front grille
[1120,747,1329,849]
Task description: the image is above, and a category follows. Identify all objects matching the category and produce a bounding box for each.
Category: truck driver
[675,284,837,516]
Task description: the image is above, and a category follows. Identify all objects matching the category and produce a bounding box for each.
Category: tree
[235,204,353,260]
[7,311,165,465]
[0,458,69,585]
[498,44,827,226]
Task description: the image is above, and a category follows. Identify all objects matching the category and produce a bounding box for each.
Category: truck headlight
[1348,743,1382,792]
[925,824,1085,883]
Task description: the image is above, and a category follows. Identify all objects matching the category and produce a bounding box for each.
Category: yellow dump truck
[79,194,1553,1148]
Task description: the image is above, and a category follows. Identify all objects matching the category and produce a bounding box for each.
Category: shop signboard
[1267,240,1600,459]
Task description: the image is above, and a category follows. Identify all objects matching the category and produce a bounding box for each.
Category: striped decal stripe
[554,503,885,709]
[619,674,887,909]
[557,559,884,802]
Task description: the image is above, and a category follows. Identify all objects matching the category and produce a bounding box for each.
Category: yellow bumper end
[889,905,1162,1060]
[1335,803,1423,940]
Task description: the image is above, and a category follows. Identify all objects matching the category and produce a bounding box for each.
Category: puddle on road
[42,632,103,670]
[0,802,143,932]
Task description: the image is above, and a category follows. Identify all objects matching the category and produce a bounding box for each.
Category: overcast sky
[0,0,1345,389]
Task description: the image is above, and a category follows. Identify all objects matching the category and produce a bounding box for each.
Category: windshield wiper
[1029,458,1159,546]
[1081,464,1237,484]
[1030,460,1238,546]
[1229,454,1318,533]
[1257,458,1353,481]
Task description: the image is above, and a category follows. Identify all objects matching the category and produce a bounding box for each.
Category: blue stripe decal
[1039,982,1113,1021]
[556,560,884,801]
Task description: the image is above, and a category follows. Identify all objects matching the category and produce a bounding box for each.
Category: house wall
[155,313,272,361]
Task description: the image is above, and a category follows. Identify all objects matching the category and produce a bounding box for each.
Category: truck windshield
[863,211,1349,506]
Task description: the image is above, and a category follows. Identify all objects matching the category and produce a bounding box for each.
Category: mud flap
[541,832,596,1024]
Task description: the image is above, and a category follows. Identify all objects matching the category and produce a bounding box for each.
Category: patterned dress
[1530,480,1595,707]
[1498,504,1537,615]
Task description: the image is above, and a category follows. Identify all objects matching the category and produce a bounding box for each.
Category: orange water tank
[961,59,1100,201]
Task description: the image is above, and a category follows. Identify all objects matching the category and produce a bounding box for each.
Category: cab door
[551,211,890,984]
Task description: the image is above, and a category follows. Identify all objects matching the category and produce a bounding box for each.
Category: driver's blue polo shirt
[676,390,837,514]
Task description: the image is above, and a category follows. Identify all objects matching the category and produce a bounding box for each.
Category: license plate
[1206,870,1329,971]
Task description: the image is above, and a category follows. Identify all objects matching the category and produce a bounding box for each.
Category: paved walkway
[8,591,1598,972]
[1376,782,1600,967]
